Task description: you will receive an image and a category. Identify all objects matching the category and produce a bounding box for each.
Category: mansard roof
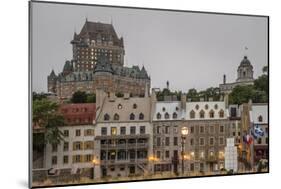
[48,69,57,78]
[74,20,123,47]
[93,54,114,74]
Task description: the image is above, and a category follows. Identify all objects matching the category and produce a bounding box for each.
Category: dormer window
[114,113,119,121]
[258,115,263,122]
[165,112,170,119]
[190,110,195,119]
[162,107,166,112]
[209,110,214,118]
[175,107,179,111]
[195,104,199,110]
[139,113,144,120]
[219,110,224,118]
[199,110,205,118]
[157,113,161,119]
[173,112,177,119]
[130,113,135,120]
[104,114,110,121]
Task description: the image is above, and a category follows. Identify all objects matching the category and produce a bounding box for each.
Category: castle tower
[47,69,57,93]
[236,56,254,83]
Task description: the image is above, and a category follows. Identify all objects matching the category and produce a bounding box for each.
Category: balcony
[206,156,218,162]
[100,143,148,149]
[95,134,150,140]
[100,158,148,165]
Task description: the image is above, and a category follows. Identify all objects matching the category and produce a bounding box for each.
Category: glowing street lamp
[92,158,98,179]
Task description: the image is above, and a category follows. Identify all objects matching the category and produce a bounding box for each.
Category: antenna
[244,46,248,57]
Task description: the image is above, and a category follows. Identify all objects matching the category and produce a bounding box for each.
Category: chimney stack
[223,74,226,84]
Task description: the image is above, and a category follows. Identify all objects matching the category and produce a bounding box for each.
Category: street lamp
[181,126,189,175]
[92,158,98,179]
[149,155,158,174]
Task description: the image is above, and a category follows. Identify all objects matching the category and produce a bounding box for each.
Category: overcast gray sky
[31,2,268,93]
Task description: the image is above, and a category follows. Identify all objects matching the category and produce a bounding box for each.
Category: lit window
[111,127,117,135]
[118,104,122,109]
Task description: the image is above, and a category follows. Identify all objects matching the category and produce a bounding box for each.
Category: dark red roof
[59,103,96,126]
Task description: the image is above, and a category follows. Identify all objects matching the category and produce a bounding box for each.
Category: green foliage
[32,92,47,101]
[254,74,268,95]
[86,93,96,103]
[33,98,65,145]
[71,91,87,103]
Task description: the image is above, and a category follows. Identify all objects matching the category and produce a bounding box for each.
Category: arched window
[104,114,110,121]
[162,107,166,112]
[209,110,214,118]
[139,113,144,120]
[165,112,170,119]
[157,113,161,119]
[205,104,209,110]
[173,112,177,119]
[130,113,135,120]
[175,107,179,111]
[199,110,205,118]
[219,109,224,118]
[258,115,263,122]
[190,110,195,119]
[133,104,137,109]
[195,104,199,110]
[114,113,119,121]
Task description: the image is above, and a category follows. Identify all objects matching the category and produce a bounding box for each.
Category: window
[73,142,82,150]
[200,151,205,159]
[258,115,263,122]
[84,129,94,136]
[140,126,146,134]
[139,113,144,120]
[104,113,110,121]
[209,137,214,145]
[75,129,81,137]
[157,113,161,119]
[85,154,92,162]
[133,104,137,109]
[113,113,119,121]
[73,155,81,163]
[258,138,262,144]
[130,113,135,120]
[173,112,177,119]
[156,137,161,146]
[130,126,136,134]
[220,125,224,133]
[165,151,170,158]
[156,151,161,159]
[120,127,126,135]
[84,141,94,150]
[165,126,170,134]
[63,155,68,164]
[190,126,194,134]
[156,126,161,134]
[199,138,205,146]
[209,110,214,118]
[63,130,69,137]
[165,137,170,146]
[175,107,179,111]
[219,137,224,145]
[165,112,170,119]
[190,138,194,146]
[52,144,58,152]
[200,126,204,133]
[52,156,57,165]
[190,110,195,119]
[111,127,117,135]
[209,125,214,133]
[63,142,69,151]
[195,104,199,110]
[118,104,122,109]
[174,126,178,134]
[205,104,209,110]
[162,107,166,112]
[101,127,107,135]
[219,110,224,118]
[173,137,178,146]
[230,107,237,117]
[190,163,194,171]
[199,110,205,118]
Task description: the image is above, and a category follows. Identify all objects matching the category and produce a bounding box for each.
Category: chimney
[181,94,186,110]
[223,74,226,84]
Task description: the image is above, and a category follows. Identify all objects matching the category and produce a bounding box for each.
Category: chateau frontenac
[47,19,150,99]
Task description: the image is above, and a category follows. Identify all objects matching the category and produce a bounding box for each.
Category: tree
[262,65,268,75]
[254,74,268,95]
[33,98,64,146]
[86,93,96,103]
[71,91,87,103]
[229,85,255,105]
[32,92,47,101]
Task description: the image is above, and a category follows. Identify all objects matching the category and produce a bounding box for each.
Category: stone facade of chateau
[47,20,150,100]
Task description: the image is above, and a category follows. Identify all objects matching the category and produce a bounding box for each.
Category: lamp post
[181,126,189,175]
[92,158,98,179]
